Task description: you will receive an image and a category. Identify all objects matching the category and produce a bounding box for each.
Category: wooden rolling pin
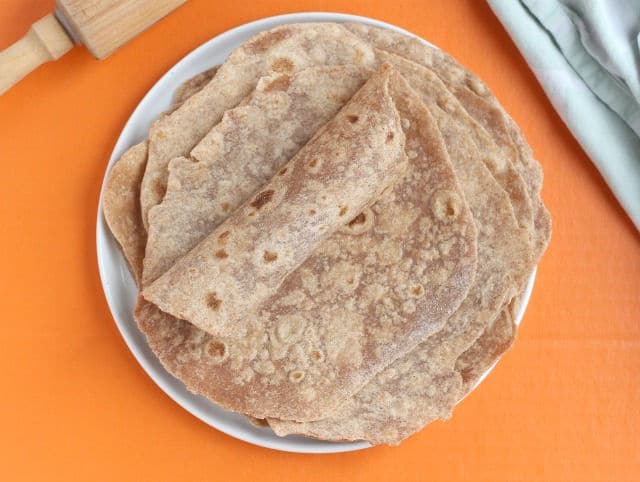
[0,0,187,95]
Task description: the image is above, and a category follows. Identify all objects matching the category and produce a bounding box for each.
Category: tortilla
[337,26,548,427]
[167,66,219,114]
[455,299,517,395]
[101,22,552,445]
[322,27,546,429]
[143,64,409,337]
[138,23,377,229]
[265,30,548,440]
[142,65,373,286]
[103,141,148,286]
[267,52,533,444]
[103,69,220,285]
[137,65,477,421]
[343,23,551,260]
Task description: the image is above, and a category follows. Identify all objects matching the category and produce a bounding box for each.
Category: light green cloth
[488,0,640,230]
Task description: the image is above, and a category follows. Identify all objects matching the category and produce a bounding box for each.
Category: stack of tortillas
[103,22,550,446]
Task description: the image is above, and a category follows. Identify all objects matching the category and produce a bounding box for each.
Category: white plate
[96,12,536,454]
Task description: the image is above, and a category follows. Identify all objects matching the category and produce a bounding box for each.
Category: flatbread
[102,22,551,446]
[119,62,484,428]
[138,23,377,228]
[377,50,534,287]
[167,66,219,114]
[252,309,520,432]
[136,65,477,421]
[142,65,373,286]
[455,299,518,395]
[268,52,533,444]
[337,26,547,425]
[343,23,551,260]
[103,69,220,285]
[143,64,409,337]
[103,141,148,286]
[265,29,548,442]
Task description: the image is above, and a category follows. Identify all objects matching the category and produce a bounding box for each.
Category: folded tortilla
[139,23,377,229]
[267,51,534,444]
[103,141,148,286]
[103,68,218,286]
[344,23,551,261]
[142,65,372,286]
[143,64,409,338]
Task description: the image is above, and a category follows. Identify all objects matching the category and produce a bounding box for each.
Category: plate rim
[96,11,537,454]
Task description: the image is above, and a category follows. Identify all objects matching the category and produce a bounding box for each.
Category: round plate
[96,12,536,453]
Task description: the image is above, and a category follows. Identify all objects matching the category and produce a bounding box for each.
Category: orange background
[1,1,638,481]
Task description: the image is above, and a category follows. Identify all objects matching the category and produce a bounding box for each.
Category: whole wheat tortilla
[143,65,409,338]
[142,65,373,286]
[104,64,529,444]
[343,25,548,412]
[341,24,549,415]
[137,65,478,421]
[374,50,533,239]
[104,23,550,445]
[138,23,377,229]
[267,302,519,445]
[267,52,533,444]
[103,68,220,286]
[455,299,517,395]
[167,66,219,114]
[103,141,148,286]
[343,23,551,260]
[268,28,547,440]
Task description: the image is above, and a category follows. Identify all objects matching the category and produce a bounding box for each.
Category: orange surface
[1,1,638,481]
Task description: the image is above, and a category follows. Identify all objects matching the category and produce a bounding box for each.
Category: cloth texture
[488,0,640,230]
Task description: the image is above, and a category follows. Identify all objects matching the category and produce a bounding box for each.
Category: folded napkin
[488,0,640,230]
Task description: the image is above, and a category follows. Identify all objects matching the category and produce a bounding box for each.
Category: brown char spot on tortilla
[432,190,462,222]
[310,349,324,362]
[245,29,290,53]
[215,249,228,259]
[346,114,359,123]
[271,57,295,73]
[289,370,305,383]
[263,251,278,263]
[205,340,228,363]
[410,285,424,297]
[339,206,348,217]
[347,212,366,227]
[386,131,395,143]
[206,292,222,311]
[278,168,287,176]
[153,182,166,199]
[251,189,275,209]
[221,202,230,211]
[264,74,292,92]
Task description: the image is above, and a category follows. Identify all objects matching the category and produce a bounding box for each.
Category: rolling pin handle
[0,13,74,95]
